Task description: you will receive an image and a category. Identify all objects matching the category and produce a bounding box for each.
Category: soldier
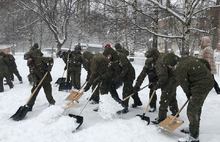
[5,53,23,83]
[0,52,14,92]
[29,43,44,57]
[169,56,214,142]
[114,43,129,56]
[83,53,122,105]
[25,43,43,85]
[82,51,99,104]
[103,47,142,114]
[133,52,158,112]
[148,50,179,124]
[24,52,55,111]
[68,45,83,89]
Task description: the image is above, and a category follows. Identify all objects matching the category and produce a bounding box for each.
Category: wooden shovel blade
[65,90,83,101]
[159,115,184,133]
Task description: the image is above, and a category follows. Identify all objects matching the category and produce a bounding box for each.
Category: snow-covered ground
[0,52,220,142]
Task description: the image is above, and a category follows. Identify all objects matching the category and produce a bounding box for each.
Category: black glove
[186,93,192,99]
[84,84,91,92]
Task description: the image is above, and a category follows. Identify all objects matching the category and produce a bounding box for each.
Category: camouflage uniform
[148,51,179,123]
[5,54,22,83]
[134,57,158,110]
[68,46,83,89]
[175,56,214,140]
[0,52,14,92]
[84,53,122,104]
[103,47,141,113]
[25,54,55,110]
[24,43,43,85]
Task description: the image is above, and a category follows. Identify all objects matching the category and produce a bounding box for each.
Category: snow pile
[0,106,78,142]
[98,94,123,120]
[72,117,174,142]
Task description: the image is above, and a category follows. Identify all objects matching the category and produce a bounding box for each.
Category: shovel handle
[78,84,99,115]
[170,99,189,123]
[123,84,149,101]
[143,90,156,114]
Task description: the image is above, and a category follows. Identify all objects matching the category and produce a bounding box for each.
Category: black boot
[149,107,156,112]
[131,101,142,108]
[151,117,165,124]
[117,107,129,114]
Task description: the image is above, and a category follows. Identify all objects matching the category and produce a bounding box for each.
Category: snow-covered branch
[193,5,220,16]
[189,27,210,34]
[131,20,183,39]
[146,0,186,23]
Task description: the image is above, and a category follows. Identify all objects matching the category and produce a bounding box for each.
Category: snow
[0,53,220,142]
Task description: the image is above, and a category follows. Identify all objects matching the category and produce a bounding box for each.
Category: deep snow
[0,53,220,142]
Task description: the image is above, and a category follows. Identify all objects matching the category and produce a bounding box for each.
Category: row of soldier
[56,41,214,142]
[1,38,216,142]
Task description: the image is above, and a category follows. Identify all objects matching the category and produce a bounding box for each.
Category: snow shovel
[136,90,156,124]
[67,84,99,131]
[55,70,66,85]
[10,72,49,121]
[65,81,87,101]
[59,53,72,91]
[159,99,189,132]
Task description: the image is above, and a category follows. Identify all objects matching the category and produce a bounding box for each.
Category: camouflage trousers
[69,70,81,89]
[9,68,22,81]
[90,79,122,104]
[158,84,179,120]
[122,81,141,108]
[27,81,55,108]
[187,82,213,139]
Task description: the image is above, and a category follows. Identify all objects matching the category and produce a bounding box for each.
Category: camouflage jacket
[28,57,53,83]
[68,51,83,71]
[116,48,129,56]
[175,56,214,97]
[117,52,135,81]
[135,58,158,88]
[0,53,10,77]
[87,53,109,85]
[155,53,177,89]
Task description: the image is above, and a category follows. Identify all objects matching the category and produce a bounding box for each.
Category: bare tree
[16,0,77,51]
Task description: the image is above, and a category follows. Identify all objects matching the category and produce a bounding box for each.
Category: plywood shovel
[159,99,189,132]
[65,81,87,101]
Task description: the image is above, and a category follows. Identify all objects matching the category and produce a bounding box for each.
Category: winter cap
[145,48,160,60]
[104,44,112,48]
[33,43,39,49]
[163,53,180,66]
[114,43,122,50]
[75,44,82,51]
